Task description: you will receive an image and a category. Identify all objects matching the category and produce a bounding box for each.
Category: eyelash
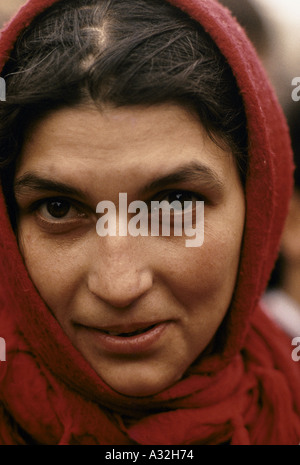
[36,198,85,219]
[27,197,88,233]
[151,190,204,208]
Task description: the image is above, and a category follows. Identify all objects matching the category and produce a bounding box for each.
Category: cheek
[18,223,85,318]
[157,227,243,353]
[160,222,243,307]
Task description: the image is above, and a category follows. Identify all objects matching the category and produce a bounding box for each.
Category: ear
[280,190,300,262]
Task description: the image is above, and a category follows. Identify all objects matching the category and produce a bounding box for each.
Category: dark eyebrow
[141,161,225,195]
[14,172,87,199]
[14,161,224,201]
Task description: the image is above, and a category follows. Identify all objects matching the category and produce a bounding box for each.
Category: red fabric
[1,0,300,445]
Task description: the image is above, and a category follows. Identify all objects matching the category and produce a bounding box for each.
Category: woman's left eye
[37,198,84,221]
[155,190,201,210]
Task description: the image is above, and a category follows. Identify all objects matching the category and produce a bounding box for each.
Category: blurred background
[0,1,26,28]
[252,0,300,113]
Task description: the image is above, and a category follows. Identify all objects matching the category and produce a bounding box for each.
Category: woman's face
[15,103,245,397]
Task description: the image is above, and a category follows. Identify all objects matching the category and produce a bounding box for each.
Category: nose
[87,235,153,308]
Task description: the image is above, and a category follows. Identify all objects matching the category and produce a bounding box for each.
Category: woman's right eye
[39,199,72,219]
[34,197,87,223]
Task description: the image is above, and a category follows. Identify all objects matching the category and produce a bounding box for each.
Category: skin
[14,103,245,397]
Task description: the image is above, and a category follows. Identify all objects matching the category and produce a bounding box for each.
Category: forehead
[17,103,237,191]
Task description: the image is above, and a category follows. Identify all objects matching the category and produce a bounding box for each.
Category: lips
[79,321,169,354]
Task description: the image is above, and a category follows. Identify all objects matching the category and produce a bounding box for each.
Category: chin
[101,371,180,398]
[112,384,168,398]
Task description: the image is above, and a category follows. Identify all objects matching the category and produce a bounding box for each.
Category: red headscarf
[1,0,300,445]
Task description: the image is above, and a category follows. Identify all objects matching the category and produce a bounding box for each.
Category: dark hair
[0,0,248,227]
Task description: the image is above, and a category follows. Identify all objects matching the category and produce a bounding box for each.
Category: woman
[0,0,300,445]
